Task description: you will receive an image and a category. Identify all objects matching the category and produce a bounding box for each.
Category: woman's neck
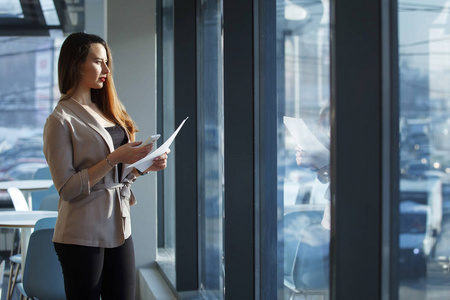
[72,96,115,127]
[71,96,91,106]
[68,87,92,106]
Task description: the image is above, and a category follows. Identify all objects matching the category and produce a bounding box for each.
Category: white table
[0,180,54,209]
[0,211,58,276]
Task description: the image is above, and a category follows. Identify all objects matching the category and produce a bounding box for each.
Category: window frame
[0,0,84,36]
[330,0,399,299]
[222,0,256,298]
[173,0,199,291]
[156,0,164,250]
[381,0,400,298]
[156,0,400,298]
[156,0,199,292]
[254,0,278,298]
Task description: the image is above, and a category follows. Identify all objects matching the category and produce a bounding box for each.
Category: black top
[105,125,128,176]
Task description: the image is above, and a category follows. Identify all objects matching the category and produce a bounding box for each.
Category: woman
[294,105,330,229]
[43,32,168,300]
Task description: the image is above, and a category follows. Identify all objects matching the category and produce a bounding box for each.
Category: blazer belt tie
[92,178,134,217]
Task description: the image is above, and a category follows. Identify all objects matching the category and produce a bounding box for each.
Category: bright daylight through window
[398,1,450,298]
[276,0,330,299]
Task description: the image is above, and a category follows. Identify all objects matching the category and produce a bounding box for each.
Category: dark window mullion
[223,0,255,298]
[330,0,384,299]
[255,0,278,299]
[174,0,198,291]
[380,0,400,299]
[20,0,46,24]
[156,0,164,249]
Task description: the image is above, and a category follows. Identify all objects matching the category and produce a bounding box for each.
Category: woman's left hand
[146,148,171,172]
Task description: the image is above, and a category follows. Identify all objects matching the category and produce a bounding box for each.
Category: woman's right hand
[108,141,153,165]
[295,146,316,168]
[295,146,306,166]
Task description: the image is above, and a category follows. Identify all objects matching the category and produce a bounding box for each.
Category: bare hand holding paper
[127,117,189,172]
[283,116,329,169]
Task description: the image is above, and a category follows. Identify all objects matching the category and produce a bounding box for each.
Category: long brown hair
[58,32,138,140]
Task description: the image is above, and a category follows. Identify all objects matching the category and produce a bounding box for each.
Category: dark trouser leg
[54,242,104,300]
[54,237,136,300]
[101,236,136,300]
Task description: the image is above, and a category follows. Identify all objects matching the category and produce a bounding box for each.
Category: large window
[0,0,85,204]
[398,0,450,298]
[157,0,177,287]
[0,0,70,265]
[0,35,63,200]
[276,0,330,298]
[197,0,224,298]
[157,0,407,298]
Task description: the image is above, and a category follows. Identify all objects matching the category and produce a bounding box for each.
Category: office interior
[1,0,450,299]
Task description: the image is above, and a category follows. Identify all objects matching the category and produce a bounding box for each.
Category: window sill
[138,267,177,300]
[138,266,204,300]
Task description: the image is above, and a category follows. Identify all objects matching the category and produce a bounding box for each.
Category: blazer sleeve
[43,114,90,201]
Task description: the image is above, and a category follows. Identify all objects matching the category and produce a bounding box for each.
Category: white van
[399,178,443,278]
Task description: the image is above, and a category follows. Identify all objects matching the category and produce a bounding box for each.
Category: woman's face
[79,43,110,90]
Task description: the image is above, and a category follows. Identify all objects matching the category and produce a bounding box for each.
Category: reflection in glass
[276,0,330,299]
[398,0,450,298]
[197,0,224,298]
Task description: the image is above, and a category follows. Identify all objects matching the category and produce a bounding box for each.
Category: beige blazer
[43,98,137,248]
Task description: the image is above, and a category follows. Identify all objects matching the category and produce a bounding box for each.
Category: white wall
[106,0,158,269]
[84,0,107,38]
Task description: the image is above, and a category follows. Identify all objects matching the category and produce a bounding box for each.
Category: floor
[1,272,20,300]
[0,230,20,300]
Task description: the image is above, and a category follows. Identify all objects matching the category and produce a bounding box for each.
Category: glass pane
[41,0,60,26]
[0,34,63,262]
[0,36,62,185]
[398,0,450,298]
[0,0,23,18]
[157,0,177,287]
[276,0,330,298]
[197,0,224,298]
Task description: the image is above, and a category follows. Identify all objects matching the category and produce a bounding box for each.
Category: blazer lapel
[59,98,133,182]
[59,98,115,154]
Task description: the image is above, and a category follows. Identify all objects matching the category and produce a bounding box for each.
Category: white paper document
[128,117,189,172]
[283,116,329,169]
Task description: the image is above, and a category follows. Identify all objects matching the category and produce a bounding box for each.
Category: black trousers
[54,236,136,300]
